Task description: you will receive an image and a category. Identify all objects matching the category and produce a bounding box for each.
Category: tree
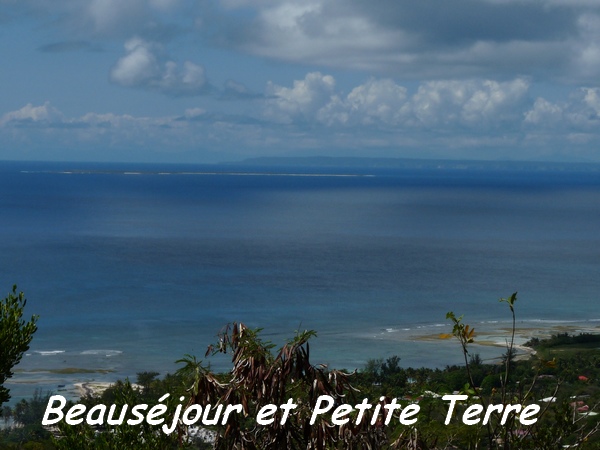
[136,370,160,395]
[53,381,186,450]
[177,323,389,449]
[0,286,38,406]
[1,405,11,426]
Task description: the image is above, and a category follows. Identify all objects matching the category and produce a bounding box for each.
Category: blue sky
[3,1,600,163]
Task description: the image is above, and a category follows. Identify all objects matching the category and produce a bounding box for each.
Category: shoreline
[408,321,600,363]
[74,382,115,398]
[7,319,600,403]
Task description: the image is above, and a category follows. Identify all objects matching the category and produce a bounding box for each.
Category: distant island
[229,156,600,172]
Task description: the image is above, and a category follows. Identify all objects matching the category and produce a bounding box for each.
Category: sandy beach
[73,382,114,398]
[411,321,600,363]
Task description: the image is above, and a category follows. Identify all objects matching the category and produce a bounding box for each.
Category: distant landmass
[230,156,600,172]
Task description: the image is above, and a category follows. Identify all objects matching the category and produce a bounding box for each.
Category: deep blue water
[1,160,599,402]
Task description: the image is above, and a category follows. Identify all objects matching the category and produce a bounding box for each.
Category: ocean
[1,160,599,403]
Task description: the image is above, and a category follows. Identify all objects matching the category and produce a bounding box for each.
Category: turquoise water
[1,161,599,403]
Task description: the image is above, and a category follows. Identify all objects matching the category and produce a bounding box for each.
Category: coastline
[74,382,116,398]
[7,318,600,404]
[409,320,600,363]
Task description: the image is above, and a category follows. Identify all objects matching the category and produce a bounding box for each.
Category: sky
[3,1,600,163]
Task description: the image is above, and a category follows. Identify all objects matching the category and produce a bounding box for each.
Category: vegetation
[525,332,600,351]
[0,286,38,407]
[0,389,55,448]
[180,323,386,449]
[50,378,201,450]
[2,292,600,448]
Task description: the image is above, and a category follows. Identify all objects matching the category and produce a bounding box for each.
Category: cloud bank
[4,0,600,161]
[9,0,600,82]
[3,74,600,161]
[213,0,600,83]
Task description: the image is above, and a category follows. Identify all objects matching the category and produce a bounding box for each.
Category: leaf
[499,291,518,311]
[543,358,557,368]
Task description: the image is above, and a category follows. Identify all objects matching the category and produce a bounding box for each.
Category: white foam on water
[35,350,65,356]
[80,350,123,357]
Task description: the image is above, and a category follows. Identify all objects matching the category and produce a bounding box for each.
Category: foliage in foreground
[170,293,600,449]
[180,323,387,449]
[3,292,600,449]
[0,286,38,407]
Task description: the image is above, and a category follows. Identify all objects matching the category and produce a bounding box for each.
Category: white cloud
[265,72,336,122]
[4,79,600,162]
[562,87,600,129]
[524,98,563,125]
[267,74,530,130]
[0,103,161,133]
[318,78,409,126]
[411,81,469,126]
[110,37,208,96]
[582,87,600,114]
[0,102,64,126]
[110,37,160,86]
[523,87,600,131]
[0,102,269,160]
[459,79,530,125]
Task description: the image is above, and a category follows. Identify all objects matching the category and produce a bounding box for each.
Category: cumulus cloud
[562,88,600,129]
[110,37,209,96]
[412,78,530,126]
[0,101,286,161]
[318,78,409,126]
[3,90,600,161]
[0,102,64,127]
[524,98,564,126]
[266,73,530,130]
[0,102,157,131]
[265,72,336,122]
